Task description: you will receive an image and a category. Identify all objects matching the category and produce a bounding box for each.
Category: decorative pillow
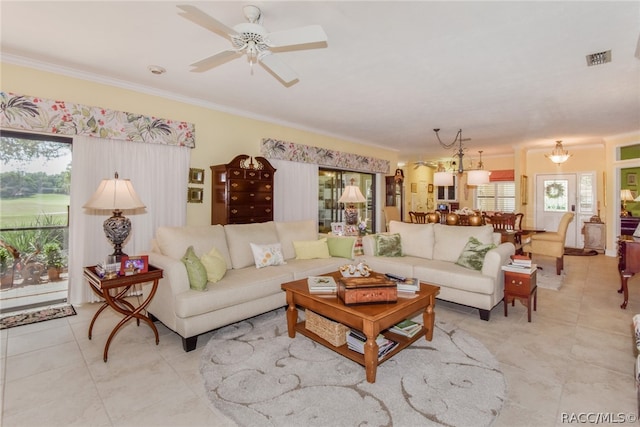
[200,247,227,283]
[327,236,356,259]
[182,246,208,291]
[374,233,403,257]
[249,242,287,268]
[455,237,497,271]
[293,238,331,260]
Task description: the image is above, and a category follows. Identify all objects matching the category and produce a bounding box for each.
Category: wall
[1,63,399,226]
[622,167,640,217]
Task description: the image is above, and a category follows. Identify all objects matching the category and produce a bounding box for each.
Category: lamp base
[103,210,131,261]
[344,207,358,226]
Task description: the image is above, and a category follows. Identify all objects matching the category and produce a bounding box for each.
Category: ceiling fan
[413,160,437,170]
[177,4,328,84]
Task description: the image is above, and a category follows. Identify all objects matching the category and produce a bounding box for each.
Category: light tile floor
[1,254,638,427]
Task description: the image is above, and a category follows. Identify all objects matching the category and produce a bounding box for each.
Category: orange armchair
[522,212,574,275]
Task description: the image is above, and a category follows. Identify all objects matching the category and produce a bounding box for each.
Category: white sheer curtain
[270,159,318,222]
[68,136,189,304]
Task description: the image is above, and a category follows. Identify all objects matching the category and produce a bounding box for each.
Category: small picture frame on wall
[428,184,434,194]
[411,183,417,193]
[189,168,205,184]
[187,187,203,203]
[627,173,637,186]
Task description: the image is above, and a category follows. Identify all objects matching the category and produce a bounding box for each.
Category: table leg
[619,274,630,309]
[504,295,508,317]
[362,322,379,383]
[286,292,297,338]
[423,294,435,341]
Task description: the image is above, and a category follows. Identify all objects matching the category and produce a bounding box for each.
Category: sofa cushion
[433,224,494,263]
[156,224,232,269]
[182,246,208,291]
[200,247,227,283]
[225,222,279,269]
[374,233,403,257]
[389,221,435,259]
[293,238,331,260]
[327,236,356,259]
[455,237,497,271]
[275,220,318,260]
[250,242,287,268]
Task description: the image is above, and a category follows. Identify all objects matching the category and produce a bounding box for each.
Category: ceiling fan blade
[190,50,239,72]
[266,25,327,48]
[177,5,237,37]
[259,53,298,84]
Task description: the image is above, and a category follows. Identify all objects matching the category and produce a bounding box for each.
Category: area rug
[532,255,565,290]
[200,308,506,427]
[564,247,598,256]
[0,304,76,329]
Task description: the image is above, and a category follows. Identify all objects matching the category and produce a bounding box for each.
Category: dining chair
[383,206,401,231]
[409,211,427,223]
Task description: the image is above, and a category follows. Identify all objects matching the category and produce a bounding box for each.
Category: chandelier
[545,140,571,164]
[433,129,490,186]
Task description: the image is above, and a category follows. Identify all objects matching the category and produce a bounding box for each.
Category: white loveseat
[144,220,352,351]
[360,221,515,321]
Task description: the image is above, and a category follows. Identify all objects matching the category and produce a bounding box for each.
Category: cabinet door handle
[511,279,523,286]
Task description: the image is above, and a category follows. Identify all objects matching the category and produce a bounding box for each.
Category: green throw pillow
[455,237,497,271]
[293,238,331,260]
[374,233,403,257]
[182,245,208,291]
[200,246,227,283]
[327,236,356,259]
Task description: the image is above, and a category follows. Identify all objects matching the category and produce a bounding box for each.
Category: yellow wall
[1,63,399,226]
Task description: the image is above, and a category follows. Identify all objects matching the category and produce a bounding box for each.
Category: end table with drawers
[503,268,538,322]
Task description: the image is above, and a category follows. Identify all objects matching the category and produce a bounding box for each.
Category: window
[476,182,515,212]
[0,130,71,311]
[318,169,376,233]
[436,176,457,201]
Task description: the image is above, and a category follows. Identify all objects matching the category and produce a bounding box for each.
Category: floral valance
[0,92,195,148]
[261,138,390,174]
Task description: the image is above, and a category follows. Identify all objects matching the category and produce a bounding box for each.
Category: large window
[476,182,516,212]
[0,130,71,311]
[318,169,375,234]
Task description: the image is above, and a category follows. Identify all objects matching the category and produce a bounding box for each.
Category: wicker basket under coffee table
[281,271,440,383]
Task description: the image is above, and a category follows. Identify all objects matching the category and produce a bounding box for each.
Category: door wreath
[545,182,564,199]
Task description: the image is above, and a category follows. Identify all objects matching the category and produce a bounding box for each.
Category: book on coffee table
[307,276,337,293]
[389,319,422,338]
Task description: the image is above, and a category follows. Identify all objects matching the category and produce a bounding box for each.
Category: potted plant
[43,242,65,282]
[0,246,14,288]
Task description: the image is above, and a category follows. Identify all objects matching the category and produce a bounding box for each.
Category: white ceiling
[2,1,639,165]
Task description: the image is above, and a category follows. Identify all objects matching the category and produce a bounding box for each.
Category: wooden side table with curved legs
[83,265,163,361]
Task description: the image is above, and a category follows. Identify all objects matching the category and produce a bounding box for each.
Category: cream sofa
[144,220,352,351]
[360,221,515,321]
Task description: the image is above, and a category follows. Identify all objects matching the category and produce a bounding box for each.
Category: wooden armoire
[210,155,276,225]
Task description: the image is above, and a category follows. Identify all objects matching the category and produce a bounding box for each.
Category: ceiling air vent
[586,50,611,66]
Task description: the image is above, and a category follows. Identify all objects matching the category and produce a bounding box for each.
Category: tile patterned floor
[1,254,637,426]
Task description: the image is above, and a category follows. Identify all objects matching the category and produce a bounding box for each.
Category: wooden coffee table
[281,272,439,383]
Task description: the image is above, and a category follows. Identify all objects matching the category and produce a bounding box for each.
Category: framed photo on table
[331,222,345,236]
[120,255,148,275]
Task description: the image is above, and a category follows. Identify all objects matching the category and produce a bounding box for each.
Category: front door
[535,174,578,248]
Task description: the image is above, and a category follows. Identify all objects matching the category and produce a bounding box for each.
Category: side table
[83,265,163,361]
[503,269,537,322]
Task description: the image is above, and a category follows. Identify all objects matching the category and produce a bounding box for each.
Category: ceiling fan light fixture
[545,140,572,164]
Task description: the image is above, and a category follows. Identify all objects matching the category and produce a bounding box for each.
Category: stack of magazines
[347,329,398,360]
[307,276,337,293]
[389,319,422,338]
[384,274,419,293]
[502,255,537,273]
